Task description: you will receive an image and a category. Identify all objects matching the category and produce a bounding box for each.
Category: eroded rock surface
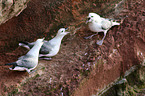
[0,0,30,24]
[0,0,145,95]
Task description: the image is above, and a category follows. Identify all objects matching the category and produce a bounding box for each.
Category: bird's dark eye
[88,17,91,20]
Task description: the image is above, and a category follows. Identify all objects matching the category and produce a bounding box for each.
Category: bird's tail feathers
[19,41,30,49]
[5,62,17,66]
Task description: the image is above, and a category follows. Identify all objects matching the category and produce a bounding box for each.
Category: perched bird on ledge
[5,38,44,74]
[86,13,120,45]
[19,28,70,60]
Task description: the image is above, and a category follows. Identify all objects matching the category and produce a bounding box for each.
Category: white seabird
[19,28,70,60]
[86,13,120,45]
[5,38,44,73]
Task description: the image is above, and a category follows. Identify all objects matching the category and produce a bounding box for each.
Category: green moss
[8,88,19,96]
[96,65,145,96]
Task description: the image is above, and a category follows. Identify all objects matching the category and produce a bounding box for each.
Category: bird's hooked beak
[64,28,70,34]
[64,31,70,35]
[65,27,68,30]
[86,17,91,24]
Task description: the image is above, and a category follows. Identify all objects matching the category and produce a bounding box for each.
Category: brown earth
[0,0,145,95]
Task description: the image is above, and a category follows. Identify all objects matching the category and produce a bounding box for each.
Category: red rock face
[0,0,51,53]
[0,0,120,53]
[0,0,145,95]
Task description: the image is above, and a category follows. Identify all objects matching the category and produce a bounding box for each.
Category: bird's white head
[86,13,101,24]
[57,28,70,36]
[35,38,44,46]
[26,38,44,56]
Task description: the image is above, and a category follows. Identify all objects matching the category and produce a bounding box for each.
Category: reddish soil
[0,0,145,95]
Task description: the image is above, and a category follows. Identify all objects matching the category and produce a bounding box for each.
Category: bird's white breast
[49,45,60,56]
[88,22,104,32]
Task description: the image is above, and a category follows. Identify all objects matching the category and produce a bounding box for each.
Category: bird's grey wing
[101,18,112,30]
[18,54,34,66]
[18,56,24,60]
[17,58,36,69]
[18,54,31,60]
[40,42,53,54]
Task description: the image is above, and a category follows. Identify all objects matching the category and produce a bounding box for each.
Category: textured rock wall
[73,0,145,95]
[0,0,30,24]
[94,65,145,96]
[0,0,122,53]
[0,0,145,95]
[0,0,123,95]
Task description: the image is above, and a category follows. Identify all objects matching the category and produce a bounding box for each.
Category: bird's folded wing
[40,42,53,54]
[18,54,32,60]
[101,19,112,30]
[17,58,36,69]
